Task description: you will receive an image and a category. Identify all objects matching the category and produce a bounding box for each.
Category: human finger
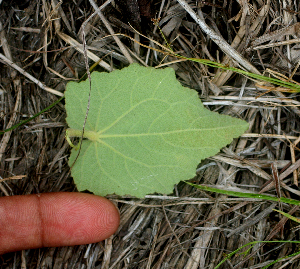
[0,192,120,254]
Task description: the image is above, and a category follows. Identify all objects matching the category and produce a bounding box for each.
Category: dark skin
[0,192,120,254]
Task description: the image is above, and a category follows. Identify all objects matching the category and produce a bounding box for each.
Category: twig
[0,175,27,183]
[0,52,63,96]
[227,204,276,237]
[0,85,21,162]
[57,31,112,72]
[176,0,260,74]
[88,0,134,64]
[251,22,300,47]
[250,38,300,50]
[241,133,299,140]
[279,158,300,181]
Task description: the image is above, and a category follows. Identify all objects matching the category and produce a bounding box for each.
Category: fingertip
[0,192,120,254]
[40,192,120,246]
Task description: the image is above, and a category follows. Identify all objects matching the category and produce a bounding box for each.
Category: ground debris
[1,0,300,268]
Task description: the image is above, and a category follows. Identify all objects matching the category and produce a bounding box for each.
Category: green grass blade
[214,240,300,269]
[273,209,300,224]
[153,18,300,91]
[0,96,64,135]
[262,249,300,268]
[175,55,300,92]
[185,182,300,206]
[122,30,300,91]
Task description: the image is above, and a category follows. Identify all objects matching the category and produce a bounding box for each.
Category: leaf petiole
[65,129,81,150]
[66,128,99,142]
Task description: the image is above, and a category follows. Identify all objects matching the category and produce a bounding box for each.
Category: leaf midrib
[98,126,240,138]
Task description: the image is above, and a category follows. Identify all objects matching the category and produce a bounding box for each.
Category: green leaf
[273,209,300,224]
[65,64,248,197]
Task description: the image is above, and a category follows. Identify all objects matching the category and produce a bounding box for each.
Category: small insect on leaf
[65,64,249,198]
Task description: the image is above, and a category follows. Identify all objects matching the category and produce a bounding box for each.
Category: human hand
[0,192,120,254]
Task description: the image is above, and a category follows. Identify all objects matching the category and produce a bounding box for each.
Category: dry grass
[1,0,300,268]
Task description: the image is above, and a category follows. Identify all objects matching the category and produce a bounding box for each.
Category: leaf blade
[65,64,249,197]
